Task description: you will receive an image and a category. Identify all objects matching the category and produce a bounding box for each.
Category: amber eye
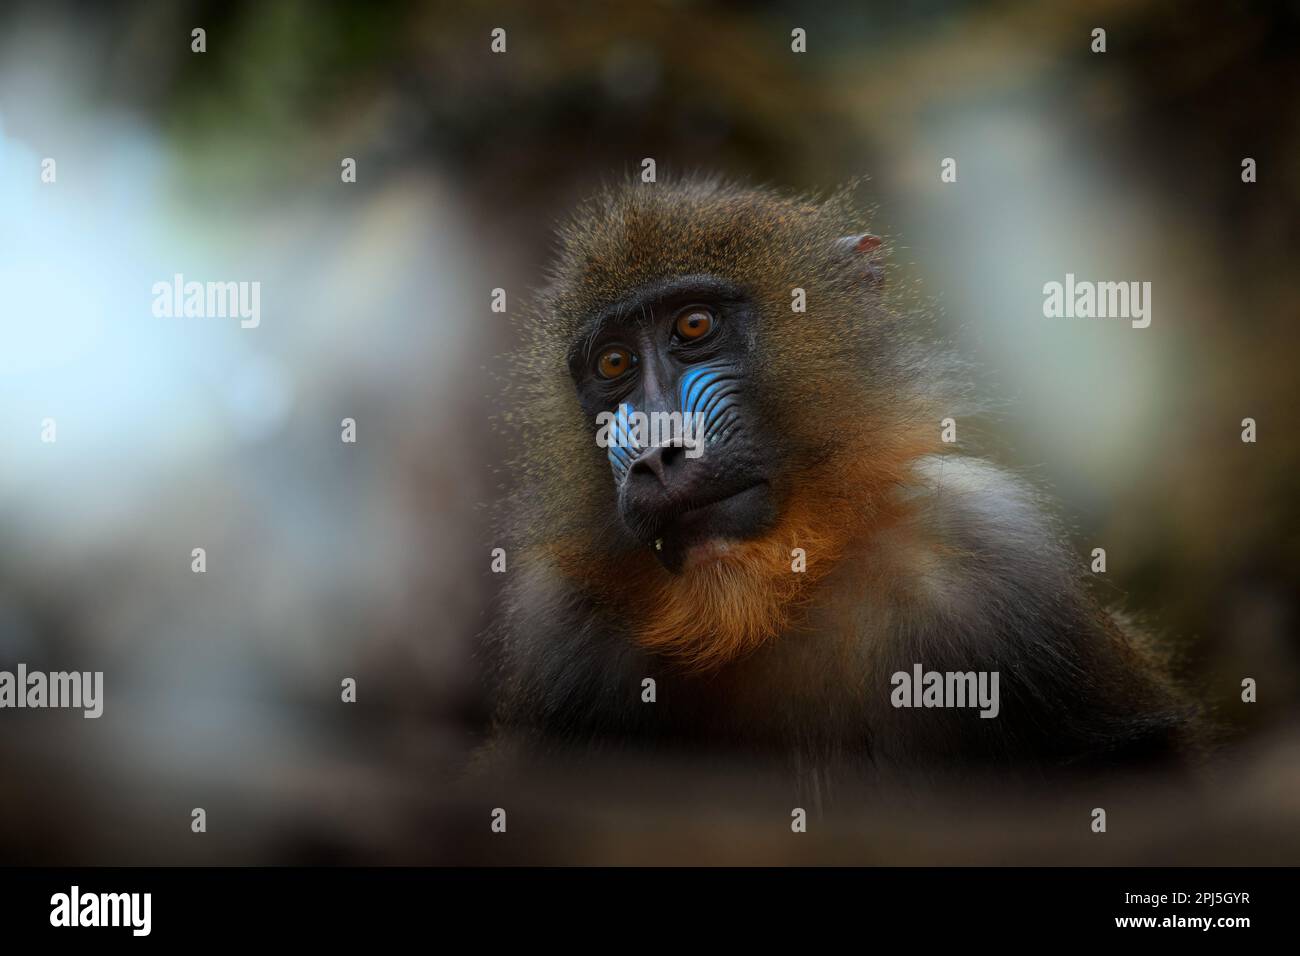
[675,307,714,341]
[597,346,635,379]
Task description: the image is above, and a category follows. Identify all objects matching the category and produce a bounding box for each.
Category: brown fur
[601,429,936,671]
[489,177,1200,774]
[505,178,955,671]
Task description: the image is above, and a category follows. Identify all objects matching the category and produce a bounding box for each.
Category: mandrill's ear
[835,233,885,285]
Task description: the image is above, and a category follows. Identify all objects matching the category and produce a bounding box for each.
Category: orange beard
[558,432,930,674]
[625,489,857,671]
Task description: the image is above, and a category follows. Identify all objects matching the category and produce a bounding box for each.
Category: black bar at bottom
[0,866,1281,941]
[0,868,1279,941]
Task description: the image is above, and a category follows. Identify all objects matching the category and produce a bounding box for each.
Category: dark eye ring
[596,345,636,380]
[674,306,716,342]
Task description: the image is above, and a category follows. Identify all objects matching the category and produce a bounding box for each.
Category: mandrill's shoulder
[890,453,1082,590]
[852,452,1114,659]
[905,454,1064,546]
[852,454,1201,766]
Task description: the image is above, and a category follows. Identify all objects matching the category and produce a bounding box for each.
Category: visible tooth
[654,538,663,551]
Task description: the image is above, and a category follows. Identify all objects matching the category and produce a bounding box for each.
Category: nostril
[628,444,686,486]
[629,447,666,485]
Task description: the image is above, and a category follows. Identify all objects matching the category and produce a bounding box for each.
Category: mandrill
[484,177,1198,779]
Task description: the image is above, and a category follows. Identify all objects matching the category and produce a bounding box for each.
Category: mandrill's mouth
[644,482,776,573]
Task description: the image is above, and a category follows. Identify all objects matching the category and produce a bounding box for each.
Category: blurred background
[1,0,1297,864]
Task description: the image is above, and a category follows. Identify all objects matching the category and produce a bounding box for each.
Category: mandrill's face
[530,181,913,669]
[567,274,779,574]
